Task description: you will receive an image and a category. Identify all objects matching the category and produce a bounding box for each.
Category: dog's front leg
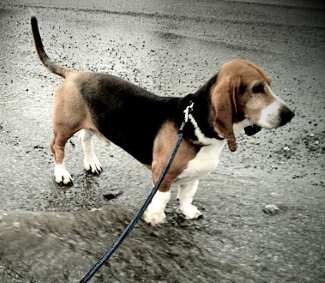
[143,165,174,226]
[178,180,202,219]
[143,189,171,226]
[144,121,196,225]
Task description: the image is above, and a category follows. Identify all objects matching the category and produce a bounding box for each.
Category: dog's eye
[238,83,246,96]
[252,83,264,94]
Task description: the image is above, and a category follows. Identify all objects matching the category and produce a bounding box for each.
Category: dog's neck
[176,74,224,145]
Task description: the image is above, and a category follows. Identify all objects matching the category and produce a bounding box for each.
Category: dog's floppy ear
[211,76,240,152]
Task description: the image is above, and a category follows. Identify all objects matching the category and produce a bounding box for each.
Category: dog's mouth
[244,124,262,136]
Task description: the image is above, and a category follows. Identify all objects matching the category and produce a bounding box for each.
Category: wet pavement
[0,0,325,282]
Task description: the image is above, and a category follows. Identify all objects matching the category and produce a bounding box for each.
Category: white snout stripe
[258,86,288,128]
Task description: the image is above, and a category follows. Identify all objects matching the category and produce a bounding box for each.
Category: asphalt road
[0,1,324,282]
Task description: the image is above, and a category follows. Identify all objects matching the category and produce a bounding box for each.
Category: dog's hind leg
[79,129,103,175]
[51,132,73,185]
[50,78,94,185]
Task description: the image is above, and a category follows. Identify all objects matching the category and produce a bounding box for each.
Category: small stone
[103,190,123,201]
[263,204,280,215]
[12,221,20,228]
[90,208,100,212]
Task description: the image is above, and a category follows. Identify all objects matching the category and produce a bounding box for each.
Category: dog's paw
[143,210,166,226]
[180,204,202,220]
[54,165,73,186]
[83,156,103,175]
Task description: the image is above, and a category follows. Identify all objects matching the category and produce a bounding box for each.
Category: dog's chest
[176,140,226,183]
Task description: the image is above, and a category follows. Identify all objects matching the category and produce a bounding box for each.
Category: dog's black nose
[279,106,295,126]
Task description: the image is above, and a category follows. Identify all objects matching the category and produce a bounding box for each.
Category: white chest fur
[176,139,226,184]
[175,119,250,184]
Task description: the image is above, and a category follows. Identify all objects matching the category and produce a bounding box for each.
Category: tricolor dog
[31,17,294,225]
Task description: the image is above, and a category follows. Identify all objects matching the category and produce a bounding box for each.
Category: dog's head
[211,59,294,152]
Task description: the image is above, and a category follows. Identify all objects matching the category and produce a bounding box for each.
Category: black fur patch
[79,73,180,165]
[79,73,222,165]
[175,73,223,143]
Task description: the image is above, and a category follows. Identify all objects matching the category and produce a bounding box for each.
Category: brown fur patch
[53,72,99,134]
[51,72,99,164]
[152,121,197,192]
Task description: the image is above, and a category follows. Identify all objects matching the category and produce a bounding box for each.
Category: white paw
[180,204,202,219]
[143,210,166,226]
[83,155,103,175]
[54,164,73,185]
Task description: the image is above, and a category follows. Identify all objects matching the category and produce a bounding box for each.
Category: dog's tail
[31,16,71,78]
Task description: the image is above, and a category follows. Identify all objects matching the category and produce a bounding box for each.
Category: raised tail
[31,16,70,78]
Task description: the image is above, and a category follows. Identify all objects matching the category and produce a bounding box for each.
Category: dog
[31,17,294,225]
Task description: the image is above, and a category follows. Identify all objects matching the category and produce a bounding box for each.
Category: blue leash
[80,102,194,283]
